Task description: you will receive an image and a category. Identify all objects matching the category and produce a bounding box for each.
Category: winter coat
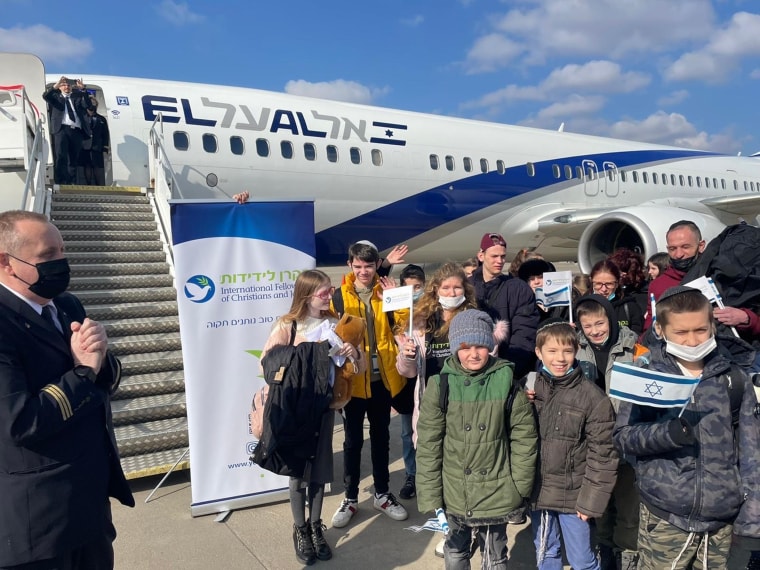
[610,294,644,336]
[470,267,539,378]
[332,273,406,398]
[613,340,760,536]
[531,366,618,518]
[642,265,686,331]
[416,355,537,525]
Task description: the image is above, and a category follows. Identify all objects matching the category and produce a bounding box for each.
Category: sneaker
[506,505,527,525]
[310,520,332,561]
[292,523,316,565]
[399,475,416,500]
[434,538,445,558]
[373,492,408,521]
[331,498,358,528]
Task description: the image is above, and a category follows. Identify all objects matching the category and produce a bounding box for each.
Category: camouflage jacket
[614,342,760,537]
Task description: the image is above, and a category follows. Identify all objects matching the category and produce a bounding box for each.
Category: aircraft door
[603,161,619,197]
[582,159,599,196]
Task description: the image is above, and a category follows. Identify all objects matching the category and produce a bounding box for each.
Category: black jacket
[0,287,133,566]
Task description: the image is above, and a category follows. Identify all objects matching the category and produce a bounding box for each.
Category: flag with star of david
[609,362,700,408]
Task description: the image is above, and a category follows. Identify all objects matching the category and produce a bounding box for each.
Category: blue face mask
[541,364,574,378]
[412,291,423,302]
[607,292,616,301]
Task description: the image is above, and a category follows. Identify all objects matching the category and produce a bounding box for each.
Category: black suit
[43,87,93,184]
[0,286,134,568]
[78,112,110,185]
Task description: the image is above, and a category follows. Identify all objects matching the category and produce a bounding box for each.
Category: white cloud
[284,79,390,104]
[401,15,424,27]
[0,25,93,63]
[155,0,205,26]
[463,33,524,73]
[657,90,690,106]
[533,95,607,121]
[541,61,650,93]
[751,68,760,79]
[664,11,760,82]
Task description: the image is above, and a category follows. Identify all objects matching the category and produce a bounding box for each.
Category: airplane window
[662,173,667,186]
[620,171,627,182]
[744,181,749,191]
[372,148,382,166]
[713,178,718,188]
[552,164,560,179]
[430,154,439,170]
[350,147,361,165]
[256,138,269,157]
[671,174,676,186]
[587,167,596,180]
[632,171,639,183]
[564,165,572,179]
[576,166,584,180]
[733,180,738,190]
[480,159,489,173]
[652,173,658,184]
[705,177,710,189]
[497,160,506,175]
[688,176,693,187]
[304,143,316,161]
[696,177,701,188]
[679,175,685,186]
[281,140,294,159]
[173,131,189,151]
[526,162,535,177]
[202,134,218,153]
[445,155,455,171]
[230,136,244,155]
[463,157,472,172]
[642,172,648,184]
[326,145,338,163]
[608,169,616,182]
[721,179,726,190]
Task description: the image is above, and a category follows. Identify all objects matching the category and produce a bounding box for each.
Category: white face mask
[439,295,466,310]
[665,336,717,362]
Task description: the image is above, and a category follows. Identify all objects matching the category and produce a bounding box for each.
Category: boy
[575,295,647,569]
[330,242,409,528]
[530,320,618,570]
[396,263,426,500]
[614,286,760,569]
[416,309,537,569]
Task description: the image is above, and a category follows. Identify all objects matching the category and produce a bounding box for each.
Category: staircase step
[66,251,167,264]
[121,448,190,480]
[112,393,187,426]
[52,201,152,214]
[69,274,174,290]
[87,301,178,320]
[53,192,148,204]
[59,230,161,242]
[104,315,179,337]
[109,333,182,356]
[73,287,177,305]
[114,370,185,400]
[70,262,170,278]
[114,417,188,457]
[118,350,185,376]
[63,240,165,252]
[53,211,155,223]
[57,185,144,195]
[54,219,157,232]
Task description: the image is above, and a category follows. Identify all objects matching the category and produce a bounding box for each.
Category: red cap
[480,233,507,252]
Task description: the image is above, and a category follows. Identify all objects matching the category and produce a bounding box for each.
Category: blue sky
[3,0,760,155]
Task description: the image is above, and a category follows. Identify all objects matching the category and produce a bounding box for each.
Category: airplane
[2,52,760,272]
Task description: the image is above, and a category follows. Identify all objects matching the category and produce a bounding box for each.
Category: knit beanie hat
[449,309,495,351]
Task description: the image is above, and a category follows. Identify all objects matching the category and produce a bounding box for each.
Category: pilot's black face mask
[8,254,71,299]
[670,254,698,273]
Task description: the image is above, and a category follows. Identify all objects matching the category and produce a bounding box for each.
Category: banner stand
[144,447,190,504]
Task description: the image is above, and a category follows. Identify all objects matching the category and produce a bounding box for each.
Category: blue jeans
[530,510,599,570]
[400,413,416,477]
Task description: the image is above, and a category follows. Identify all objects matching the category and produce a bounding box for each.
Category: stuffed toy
[331,313,366,409]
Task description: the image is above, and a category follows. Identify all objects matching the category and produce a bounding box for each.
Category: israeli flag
[543,271,573,308]
[609,362,699,408]
[683,276,722,305]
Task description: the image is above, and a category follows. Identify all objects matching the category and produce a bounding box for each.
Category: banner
[172,200,316,517]
[609,362,699,409]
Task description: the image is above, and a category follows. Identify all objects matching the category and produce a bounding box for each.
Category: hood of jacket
[575,293,620,347]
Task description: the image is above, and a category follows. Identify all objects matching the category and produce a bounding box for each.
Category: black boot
[293,523,316,565]
[597,544,615,570]
[310,520,332,561]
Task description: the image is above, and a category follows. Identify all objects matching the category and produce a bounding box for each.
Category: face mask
[607,292,616,301]
[9,255,70,299]
[412,291,423,302]
[670,254,698,272]
[541,365,574,378]
[665,336,716,362]
[439,295,465,310]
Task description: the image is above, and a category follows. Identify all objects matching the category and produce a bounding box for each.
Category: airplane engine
[577,206,726,274]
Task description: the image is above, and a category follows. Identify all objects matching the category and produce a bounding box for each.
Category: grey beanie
[449,309,495,351]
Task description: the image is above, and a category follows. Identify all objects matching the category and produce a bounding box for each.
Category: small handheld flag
[609,362,699,409]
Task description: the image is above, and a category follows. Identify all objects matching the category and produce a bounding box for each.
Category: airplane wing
[700,194,760,216]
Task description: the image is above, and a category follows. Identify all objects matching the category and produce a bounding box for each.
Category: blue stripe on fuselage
[315,148,716,264]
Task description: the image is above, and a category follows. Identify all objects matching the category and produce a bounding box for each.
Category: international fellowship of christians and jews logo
[184,275,216,303]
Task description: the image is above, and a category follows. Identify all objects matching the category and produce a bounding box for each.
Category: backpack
[250,321,296,439]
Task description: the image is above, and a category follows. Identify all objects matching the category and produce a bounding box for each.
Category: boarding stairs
[49,188,189,479]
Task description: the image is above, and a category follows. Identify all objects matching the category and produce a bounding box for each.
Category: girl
[590,260,644,336]
[261,269,362,565]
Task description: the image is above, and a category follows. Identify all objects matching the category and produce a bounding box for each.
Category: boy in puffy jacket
[416,309,537,569]
[614,286,760,569]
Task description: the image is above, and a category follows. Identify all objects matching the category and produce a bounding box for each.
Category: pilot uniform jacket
[0,287,134,567]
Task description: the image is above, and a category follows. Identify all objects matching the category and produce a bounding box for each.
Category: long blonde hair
[399,262,477,337]
[279,269,338,324]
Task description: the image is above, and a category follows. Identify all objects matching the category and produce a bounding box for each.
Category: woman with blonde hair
[261,269,362,565]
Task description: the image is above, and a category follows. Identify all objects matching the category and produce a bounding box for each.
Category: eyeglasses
[592,281,618,290]
[312,288,334,300]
